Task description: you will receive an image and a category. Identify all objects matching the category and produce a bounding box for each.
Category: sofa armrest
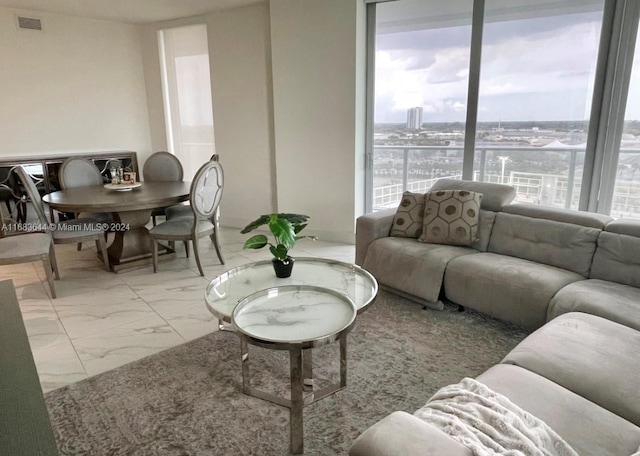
[355,209,395,265]
[350,411,472,456]
[0,279,59,455]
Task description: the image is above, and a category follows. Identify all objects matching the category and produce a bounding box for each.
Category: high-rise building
[406,107,423,130]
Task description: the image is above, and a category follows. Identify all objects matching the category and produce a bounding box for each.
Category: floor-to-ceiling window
[158,24,215,181]
[474,1,603,209]
[366,0,640,220]
[371,0,473,211]
[611,18,640,217]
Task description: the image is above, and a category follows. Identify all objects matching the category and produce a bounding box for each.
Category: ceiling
[0,0,263,24]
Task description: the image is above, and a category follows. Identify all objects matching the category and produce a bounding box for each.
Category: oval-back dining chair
[16,166,110,272]
[59,157,104,189]
[149,160,224,276]
[143,152,184,226]
[59,157,113,251]
[164,156,222,257]
[143,151,184,182]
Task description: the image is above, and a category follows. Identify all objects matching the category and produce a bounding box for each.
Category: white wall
[206,4,277,227]
[270,0,366,243]
[141,3,276,229]
[0,1,367,243]
[0,7,152,160]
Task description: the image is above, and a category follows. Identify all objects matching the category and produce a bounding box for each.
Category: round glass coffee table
[232,285,357,454]
[205,258,378,453]
[205,257,378,328]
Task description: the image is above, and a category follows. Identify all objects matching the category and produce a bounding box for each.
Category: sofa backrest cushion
[429,178,516,212]
[602,218,640,236]
[503,204,612,229]
[472,210,496,252]
[590,219,640,287]
[488,205,604,276]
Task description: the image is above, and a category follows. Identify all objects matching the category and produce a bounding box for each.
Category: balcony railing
[372,145,640,219]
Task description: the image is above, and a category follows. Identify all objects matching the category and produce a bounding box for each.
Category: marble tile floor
[0,227,355,393]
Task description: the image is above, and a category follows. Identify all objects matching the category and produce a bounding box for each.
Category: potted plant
[241,213,316,278]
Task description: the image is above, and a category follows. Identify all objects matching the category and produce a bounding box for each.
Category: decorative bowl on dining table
[103,182,142,192]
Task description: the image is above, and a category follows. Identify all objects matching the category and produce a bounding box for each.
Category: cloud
[374,9,604,122]
[426,49,470,83]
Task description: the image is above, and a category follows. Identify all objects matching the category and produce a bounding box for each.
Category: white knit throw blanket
[414,378,579,456]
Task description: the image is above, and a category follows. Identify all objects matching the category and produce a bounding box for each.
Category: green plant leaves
[278,213,310,225]
[293,223,307,234]
[269,244,288,260]
[241,213,314,260]
[269,217,296,249]
[240,215,270,234]
[243,234,268,249]
[241,213,311,234]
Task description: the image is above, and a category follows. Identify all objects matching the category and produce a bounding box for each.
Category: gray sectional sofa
[351,179,640,455]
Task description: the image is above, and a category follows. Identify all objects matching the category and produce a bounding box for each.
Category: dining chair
[59,157,113,250]
[15,166,110,272]
[0,199,59,299]
[164,155,222,257]
[143,151,184,226]
[59,157,105,189]
[149,160,224,276]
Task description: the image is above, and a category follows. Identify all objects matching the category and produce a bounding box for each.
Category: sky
[374,3,640,124]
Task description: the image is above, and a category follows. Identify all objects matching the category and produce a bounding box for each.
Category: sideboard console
[0,150,138,225]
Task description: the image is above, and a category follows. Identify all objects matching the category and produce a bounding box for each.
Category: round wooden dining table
[43,181,190,271]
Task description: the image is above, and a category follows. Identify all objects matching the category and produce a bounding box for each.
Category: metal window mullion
[580,0,618,211]
[364,3,377,214]
[462,0,485,181]
[592,0,640,215]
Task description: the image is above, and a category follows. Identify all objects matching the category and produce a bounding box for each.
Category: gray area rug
[45,290,528,455]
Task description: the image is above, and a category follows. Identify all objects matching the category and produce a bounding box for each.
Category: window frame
[365,0,640,217]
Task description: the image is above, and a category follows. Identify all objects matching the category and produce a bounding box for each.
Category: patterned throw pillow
[418,190,483,246]
[390,192,425,238]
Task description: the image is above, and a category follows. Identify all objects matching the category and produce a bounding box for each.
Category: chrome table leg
[290,346,304,454]
[240,336,250,394]
[302,349,314,393]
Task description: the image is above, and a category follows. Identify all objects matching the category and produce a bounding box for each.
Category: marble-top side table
[232,285,357,455]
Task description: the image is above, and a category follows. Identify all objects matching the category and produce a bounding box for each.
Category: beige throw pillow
[419,190,482,246]
[390,191,425,238]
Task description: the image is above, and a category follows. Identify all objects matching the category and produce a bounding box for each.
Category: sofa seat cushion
[548,279,640,331]
[363,237,477,305]
[503,312,640,427]
[444,253,584,330]
[478,364,640,456]
[349,411,473,456]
